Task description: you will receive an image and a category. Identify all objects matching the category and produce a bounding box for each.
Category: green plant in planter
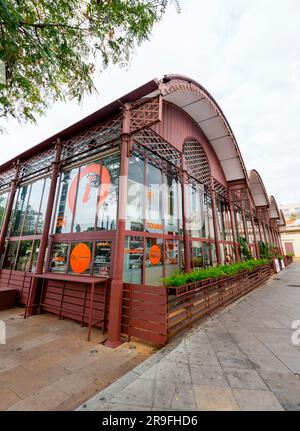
[238,236,252,261]
[162,259,269,287]
[278,255,283,261]
[286,252,294,258]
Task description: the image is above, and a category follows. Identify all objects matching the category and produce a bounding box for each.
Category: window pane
[15,240,33,271]
[123,236,143,284]
[0,192,8,229]
[2,241,18,269]
[146,163,163,233]
[36,178,51,234]
[145,237,163,286]
[31,240,40,272]
[93,241,112,277]
[191,241,212,269]
[164,172,180,235]
[126,155,145,231]
[55,168,78,233]
[69,242,92,275]
[10,185,30,236]
[165,239,179,277]
[73,163,99,232]
[50,242,69,273]
[22,179,45,235]
[97,155,120,231]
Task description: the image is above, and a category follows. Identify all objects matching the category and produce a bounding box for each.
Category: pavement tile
[112,378,154,408]
[223,368,268,390]
[190,365,229,388]
[193,385,240,411]
[233,389,284,411]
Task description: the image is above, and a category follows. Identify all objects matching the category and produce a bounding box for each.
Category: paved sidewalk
[78,262,300,411]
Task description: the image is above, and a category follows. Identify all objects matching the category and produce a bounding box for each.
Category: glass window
[10,185,30,236]
[69,242,92,275]
[36,178,50,234]
[165,239,179,277]
[145,237,163,286]
[123,236,144,284]
[97,155,120,231]
[22,179,45,235]
[234,209,244,239]
[187,183,201,238]
[50,242,69,273]
[126,155,145,231]
[207,193,215,240]
[15,240,33,271]
[146,163,163,234]
[191,241,212,269]
[55,168,78,234]
[0,192,8,229]
[73,163,99,232]
[2,241,19,269]
[246,214,254,245]
[164,172,181,235]
[93,241,112,277]
[31,240,41,272]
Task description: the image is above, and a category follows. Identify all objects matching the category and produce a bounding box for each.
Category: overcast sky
[1,0,299,205]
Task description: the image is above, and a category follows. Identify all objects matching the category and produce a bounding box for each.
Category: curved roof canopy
[269,195,280,219]
[158,75,247,182]
[277,209,286,227]
[248,170,270,207]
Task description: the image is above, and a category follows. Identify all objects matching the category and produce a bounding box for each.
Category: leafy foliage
[0,0,179,122]
[238,236,252,261]
[258,240,272,259]
[163,259,270,287]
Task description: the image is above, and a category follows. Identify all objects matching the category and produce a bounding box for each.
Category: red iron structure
[0,75,285,346]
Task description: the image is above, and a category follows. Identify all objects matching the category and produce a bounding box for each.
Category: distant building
[280,202,300,258]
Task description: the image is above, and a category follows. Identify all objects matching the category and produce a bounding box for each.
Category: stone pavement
[78,262,300,411]
[0,309,154,410]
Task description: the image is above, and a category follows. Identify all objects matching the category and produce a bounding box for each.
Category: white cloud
[1,0,299,204]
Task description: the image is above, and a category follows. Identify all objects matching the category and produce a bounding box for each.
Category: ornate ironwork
[0,167,15,191]
[213,178,228,200]
[132,128,181,170]
[19,147,55,181]
[130,96,162,134]
[183,138,211,188]
[61,113,122,165]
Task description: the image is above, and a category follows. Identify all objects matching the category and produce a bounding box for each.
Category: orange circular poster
[70,243,91,274]
[149,245,161,265]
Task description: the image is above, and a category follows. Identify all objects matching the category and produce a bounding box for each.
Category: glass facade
[55,155,120,234]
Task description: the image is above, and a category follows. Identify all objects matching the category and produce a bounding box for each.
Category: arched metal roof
[248,169,270,207]
[277,209,286,227]
[269,195,280,219]
[158,75,248,182]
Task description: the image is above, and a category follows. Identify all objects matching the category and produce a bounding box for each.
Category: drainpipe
[0,161,20,257]
[105,105,131,348]
[25,139,62,316]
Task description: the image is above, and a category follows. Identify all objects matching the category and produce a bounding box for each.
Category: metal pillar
[0,162,20,256]
[211,179,222,265]
[25,139,61,317]
[181,155,191,272]
[228,195,240,262]
[105,106,131,348]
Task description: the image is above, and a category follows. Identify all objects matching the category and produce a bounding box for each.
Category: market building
[0,75,284,346]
